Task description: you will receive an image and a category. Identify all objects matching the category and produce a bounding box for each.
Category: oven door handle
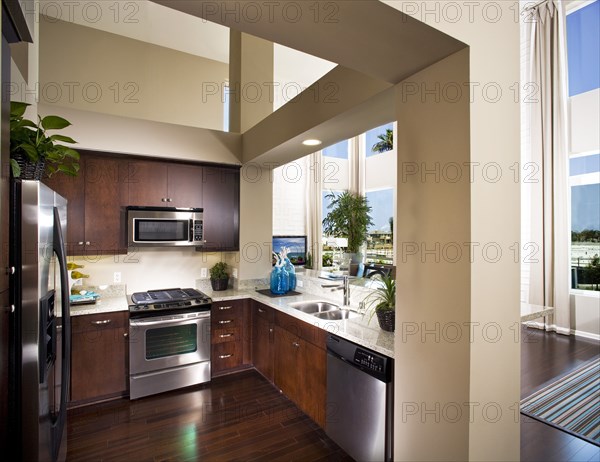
[130,313,210,326]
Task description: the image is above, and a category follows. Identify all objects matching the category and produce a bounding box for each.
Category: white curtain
[306,151,323,270]
[524,0,571,333]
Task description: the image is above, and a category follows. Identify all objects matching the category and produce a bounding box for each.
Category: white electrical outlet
[232,268,238,278]
[114,272,121,283]
[200,268,208,278]
[296,280,304,288]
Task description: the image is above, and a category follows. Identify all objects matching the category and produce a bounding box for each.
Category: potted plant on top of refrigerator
[10,101,80,179]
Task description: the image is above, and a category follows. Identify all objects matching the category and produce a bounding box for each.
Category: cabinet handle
[219,333,233,338]
[91,319,112,325]
[161,198,168,202]
[85,241,91,246]
[6,267,15,275]
[77,242,84,245]
[167,198,173,202]
[218,306,232,310]
[4,305,15,313]
[269,328,273,333]
[292,341,300,348]
[258,308,265,313]
[218,320,233,324]
[218,354,233,359]
[123,332,129,338]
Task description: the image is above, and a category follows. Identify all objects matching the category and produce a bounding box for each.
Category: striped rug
[521,358,600,446]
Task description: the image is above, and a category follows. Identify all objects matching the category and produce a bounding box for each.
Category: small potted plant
[362,275,396,332]
[10,101,80,179]
[209,262,229,291]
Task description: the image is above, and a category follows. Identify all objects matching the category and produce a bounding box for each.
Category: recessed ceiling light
[302,139,322,146]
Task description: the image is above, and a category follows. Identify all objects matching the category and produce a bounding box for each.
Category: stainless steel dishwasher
[326,334,393,462]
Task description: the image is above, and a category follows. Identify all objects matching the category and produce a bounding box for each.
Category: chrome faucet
[321,275,350,306]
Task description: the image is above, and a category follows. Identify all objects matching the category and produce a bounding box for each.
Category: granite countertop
[206,286,395,359]
[68,284,129,317]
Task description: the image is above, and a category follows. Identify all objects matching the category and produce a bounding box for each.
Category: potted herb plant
[362,275,396,332]
[10,101,80,179]
[209,261,229,291]
[322,190,373,274]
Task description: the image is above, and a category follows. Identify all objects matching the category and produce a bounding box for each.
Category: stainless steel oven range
[128,288,212,400]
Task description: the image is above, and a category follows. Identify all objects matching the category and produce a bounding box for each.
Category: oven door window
[145,324,197,359]
[135,219,189,242]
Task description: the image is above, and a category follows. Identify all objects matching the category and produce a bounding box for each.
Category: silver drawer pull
[292,341,300,348]
[218,354,233,359]
[219,306,232,310]
[258,308,265,313]
[218,320,233,324]
[219,333,233,338]
[91,320,112,325]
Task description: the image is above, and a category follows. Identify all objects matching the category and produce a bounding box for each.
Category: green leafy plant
[209,261,229,280]
[371,128,393,153]
[361,275,396,323]
[10,101,80,178]
[322,191,373,254]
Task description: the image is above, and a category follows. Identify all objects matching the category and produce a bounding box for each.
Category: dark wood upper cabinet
[201,167,240,251]
[128,160,203,209]
[43,153,128,256]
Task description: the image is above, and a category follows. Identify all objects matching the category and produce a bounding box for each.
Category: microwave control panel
[193,220,204,242]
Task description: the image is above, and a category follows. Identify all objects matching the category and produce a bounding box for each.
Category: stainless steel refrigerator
[9,180,71,462]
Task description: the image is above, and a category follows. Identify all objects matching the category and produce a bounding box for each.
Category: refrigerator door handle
[52,206,71,461]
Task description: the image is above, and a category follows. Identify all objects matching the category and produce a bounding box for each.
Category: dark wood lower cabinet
[252,302,274,381]
[273,323,327,428]
[211,299,251,376]
[70,311,129,406]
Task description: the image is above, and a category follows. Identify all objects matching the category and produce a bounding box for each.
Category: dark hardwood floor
[521,326,600,462]
[68,327,600,461]
[66,370,353,462]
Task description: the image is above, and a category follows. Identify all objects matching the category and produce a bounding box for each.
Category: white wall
[272,157,308,236]
[36,18,228,130]
[385,1,521,460]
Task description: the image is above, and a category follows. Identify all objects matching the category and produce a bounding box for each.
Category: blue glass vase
[284,257,296,291]
[270,266,289,294]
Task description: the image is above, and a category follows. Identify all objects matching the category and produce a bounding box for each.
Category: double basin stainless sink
[288,301,360,320]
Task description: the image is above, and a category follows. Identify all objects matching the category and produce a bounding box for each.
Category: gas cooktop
[129,288,212,316]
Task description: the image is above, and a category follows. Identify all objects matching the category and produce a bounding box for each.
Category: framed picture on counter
[272,236,307,266]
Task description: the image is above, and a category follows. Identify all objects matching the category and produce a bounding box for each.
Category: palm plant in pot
[362,275,396,332]
[209,262,229,291]
[322,190,373,275]
[10,101,80,179]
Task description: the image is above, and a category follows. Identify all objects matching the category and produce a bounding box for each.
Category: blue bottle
[270,266,289,294]
[284,257,296,291]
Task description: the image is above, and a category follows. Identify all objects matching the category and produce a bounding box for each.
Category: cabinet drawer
[211,301,243,321]
[212,341,243,372]
[212,327,241,344]
[254,302,274,322]
[72,311,128,334]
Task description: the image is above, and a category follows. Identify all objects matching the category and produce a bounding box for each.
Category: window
[567,1,600,291]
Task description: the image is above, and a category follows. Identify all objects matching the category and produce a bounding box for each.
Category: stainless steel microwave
[127,206,204,247]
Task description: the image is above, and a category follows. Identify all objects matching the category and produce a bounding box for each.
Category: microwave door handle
[189,219,194,243]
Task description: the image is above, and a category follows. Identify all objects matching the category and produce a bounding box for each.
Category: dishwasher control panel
[327,334,392,382]
[354,349,385,373]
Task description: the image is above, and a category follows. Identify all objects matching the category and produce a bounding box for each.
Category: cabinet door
[43,167,86,253]
[298,340,327,427]
[252,304,274,381]
[70,312,129,403]
[127,160,168,207]
[167,164,203,208]
[202,167,240,251]
[84,156,128,255]
[274,325,300,403]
